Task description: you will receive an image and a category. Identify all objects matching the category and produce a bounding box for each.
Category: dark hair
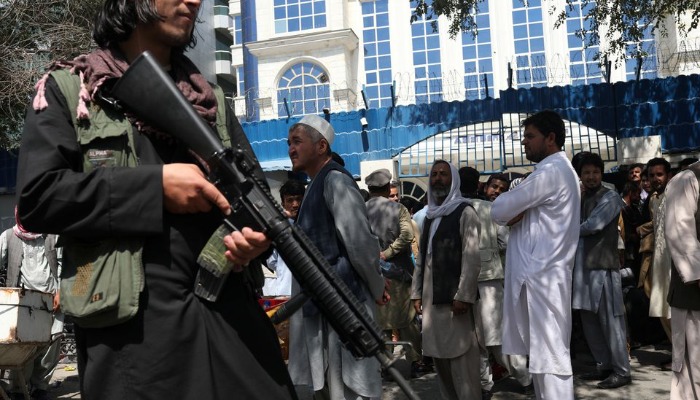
[571,151,592,174]
[628,163,644,171]
[368,183,390,194]
[93,0,198,50]
[279,179,306,202]
[521,110,566,148]
[486,173,510,188]
[679,157,698,169]
[399,197,419,214]
[646,157,671,174]
[359,188,370,202]
[458,166,480,197]
[331,152,345,166]
[574,152,604,176]
[621,182,641,197]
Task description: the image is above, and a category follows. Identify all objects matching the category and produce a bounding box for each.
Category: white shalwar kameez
[491,151,580,399]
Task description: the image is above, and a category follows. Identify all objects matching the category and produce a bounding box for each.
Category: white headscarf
[426,160,469,219]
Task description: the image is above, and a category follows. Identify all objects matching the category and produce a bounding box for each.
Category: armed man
[15,0,296,398]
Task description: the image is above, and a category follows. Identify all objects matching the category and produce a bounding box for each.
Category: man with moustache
[491,110,580,399]
[483,175,510,202]
[572,153,631,389]
[638,158,673,346]
[286,115,386,400]
[15,0,296,398]
[411,160,482,399]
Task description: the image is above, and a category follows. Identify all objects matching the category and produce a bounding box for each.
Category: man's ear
[318,139,329,155]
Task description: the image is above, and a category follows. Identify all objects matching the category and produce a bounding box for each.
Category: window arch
[277,61,331,117]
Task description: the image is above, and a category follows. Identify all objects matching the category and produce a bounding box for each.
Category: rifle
[109,51,420,400]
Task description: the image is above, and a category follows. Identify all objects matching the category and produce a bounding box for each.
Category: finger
[200,181,231,216]
[239,227,270,246]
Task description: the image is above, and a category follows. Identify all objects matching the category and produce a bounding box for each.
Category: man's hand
[452,300,470,316]
[507,212,524,226]
[223,227,271,272]
[376,279,391,305]
[53,291,60,313]
[162,164,230,215]
[413,299,422,315]
[376,289,391,306]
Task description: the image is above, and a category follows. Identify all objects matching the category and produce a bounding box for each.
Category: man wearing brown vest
[664,160,700,399]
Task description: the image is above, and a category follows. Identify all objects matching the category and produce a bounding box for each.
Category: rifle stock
[109,51,420,400]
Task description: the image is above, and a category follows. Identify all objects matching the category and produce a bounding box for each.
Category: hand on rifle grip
[224,227,271,267]
[162,164,231,215]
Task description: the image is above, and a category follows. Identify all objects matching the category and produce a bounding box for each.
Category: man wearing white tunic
[663,162,700,399]
[491,110,580,399]
[411,160,482,400]
[462,172,533,399]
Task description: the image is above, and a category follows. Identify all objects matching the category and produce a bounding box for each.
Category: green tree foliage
[0,0,101,149]
[411,0,700,64]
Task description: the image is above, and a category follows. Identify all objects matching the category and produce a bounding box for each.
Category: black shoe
[411,361,434,375]
[522,382,535,396]
[481,389,493,400]
[578,369,613,380]
[597,373,631,389]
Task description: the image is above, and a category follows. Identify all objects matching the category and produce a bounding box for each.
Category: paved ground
[43,343,672,399]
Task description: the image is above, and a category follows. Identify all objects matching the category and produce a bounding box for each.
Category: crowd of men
[261,111,700,400]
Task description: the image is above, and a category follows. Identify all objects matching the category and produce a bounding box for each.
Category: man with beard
[15,0,296,398]
[491,110,580,399]
[572,152,631,389]
[286,115,386,400]
[483,175,510,202]
[638,158,673,348]
[411,160,482,399]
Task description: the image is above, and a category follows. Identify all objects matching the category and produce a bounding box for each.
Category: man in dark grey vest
[0,214,61,400]
[572,152,631,389]
[286,115,386,400]
[365,168,425,377]
[411,160,482,399]
[664,161,700,399]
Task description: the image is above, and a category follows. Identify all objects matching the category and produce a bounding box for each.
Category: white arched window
[277,61,330,117]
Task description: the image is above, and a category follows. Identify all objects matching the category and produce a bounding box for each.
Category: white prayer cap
[297,115,335,146]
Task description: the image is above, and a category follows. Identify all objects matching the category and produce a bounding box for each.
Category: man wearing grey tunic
[286,115,386,400]
[572,152,631,389]
[411,160,482,400]
[365,168,423,372]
